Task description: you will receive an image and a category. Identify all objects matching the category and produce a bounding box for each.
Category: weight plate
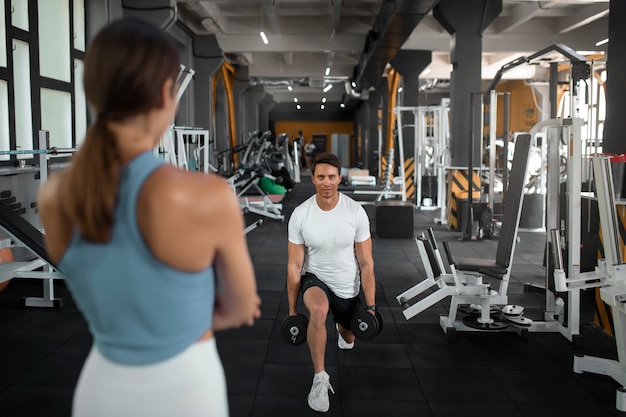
[374,310,384,336]
[462,315,508,331]
[502,304,525,317]
[459,304,501,316]
[281,313,308,346]
[351,310,379,340]
[506,315,533,327]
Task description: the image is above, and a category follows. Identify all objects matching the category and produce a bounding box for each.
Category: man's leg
[337,323,355,344]
[303,286,329,373]
[333,293,361,347]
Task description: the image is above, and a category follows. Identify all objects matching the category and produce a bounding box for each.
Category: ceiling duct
[353,0,439,89]
[309,76,325,88]
[249,77,308,87]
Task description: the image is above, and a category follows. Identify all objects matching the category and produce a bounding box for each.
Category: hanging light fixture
[260,6,269,44]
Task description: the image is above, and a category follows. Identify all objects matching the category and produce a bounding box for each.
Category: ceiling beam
[215,33,365,53]
[194,1,228,33]
[282,52,294,65]
[493,1,555,33]
[555,2,609,34]
[262,0,281,33]
[331,0,343,38]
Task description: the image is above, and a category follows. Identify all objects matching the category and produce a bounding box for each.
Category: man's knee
[308,303,329,324]
[304,288,329,324]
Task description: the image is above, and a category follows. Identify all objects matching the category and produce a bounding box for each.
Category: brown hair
[61,18,180,242]
[311,152,341,175]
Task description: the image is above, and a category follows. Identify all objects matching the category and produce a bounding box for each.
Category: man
[304,140,316,170]
[287,152,377,413]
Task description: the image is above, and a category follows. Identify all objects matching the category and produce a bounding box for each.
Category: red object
[0,247,14,292]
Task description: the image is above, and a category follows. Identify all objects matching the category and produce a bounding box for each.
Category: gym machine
[353,106,410,203]
[392,102,450,213]
[397,118,586,339]
[226,168,285,222]
[0,130,73,308]
[552,155,626,411]
[396,134,533,336]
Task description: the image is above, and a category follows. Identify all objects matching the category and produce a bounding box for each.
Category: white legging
[72,338,228,417]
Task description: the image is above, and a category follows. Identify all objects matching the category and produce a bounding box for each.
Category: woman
[38,18,260,417]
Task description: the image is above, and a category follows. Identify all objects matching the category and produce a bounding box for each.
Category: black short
[301,272,362,330]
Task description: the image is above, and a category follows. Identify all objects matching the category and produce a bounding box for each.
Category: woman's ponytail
[61,118,120,242]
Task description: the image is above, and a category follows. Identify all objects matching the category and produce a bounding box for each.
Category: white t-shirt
[288,193,371,298]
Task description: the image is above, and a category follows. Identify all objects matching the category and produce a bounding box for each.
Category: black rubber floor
[0,174,623,417]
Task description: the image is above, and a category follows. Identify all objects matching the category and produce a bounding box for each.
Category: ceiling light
[325,67,330,76]
[351,81,357,88]
[321,104,325,110]
[596,38,609,46]
[259,6,268,45]
[340,103,346,108]
[296,104,301,110]
[259,31,269,45]
[322,97,327,103]
[323,84,333,93]
[294,97,298,103]
[398,87,403,92]
[288,85,293,91]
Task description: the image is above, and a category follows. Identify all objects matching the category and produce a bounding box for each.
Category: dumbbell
[350,309,384,340]
[281,313,309,346]
[281,308,384,346]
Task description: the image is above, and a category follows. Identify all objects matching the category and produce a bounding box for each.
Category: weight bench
[397,134,533,335]
[442,134,532,293]
[396,229,491,321]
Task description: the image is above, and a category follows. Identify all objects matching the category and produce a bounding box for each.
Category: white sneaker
[336,324,354,350]
[307,371,335,412]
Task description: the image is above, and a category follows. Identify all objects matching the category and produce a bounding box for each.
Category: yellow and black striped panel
[446,170,481,230]
[449,194,459,229]
[449,169,481,196]
[445,170,454,226]
[404,158,415,202]
[380,150,395,183]
[380,154,387,181]
[593,204,626,334]
[594,288,614,337]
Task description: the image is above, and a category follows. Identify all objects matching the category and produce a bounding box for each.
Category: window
[12,39,33,155]
[38,0,71,82]
[0,0,86,164]
[0,81,9,161]
[0,0,6,67]
[11,0,28,31]
[74,58,86,145]
[41,88,72,150]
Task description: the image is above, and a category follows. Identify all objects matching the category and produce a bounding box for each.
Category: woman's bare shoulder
[155,166,232,198]
[139,167,241,268]
[146,166,239,221]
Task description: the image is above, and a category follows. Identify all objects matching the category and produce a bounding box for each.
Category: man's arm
[287,241,305,315]
[355,237,376,309]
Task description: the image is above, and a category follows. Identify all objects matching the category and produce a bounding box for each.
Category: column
[434,0,501,167]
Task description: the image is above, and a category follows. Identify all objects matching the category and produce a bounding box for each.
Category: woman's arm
[37,171,73,265]
[209,180,261,330]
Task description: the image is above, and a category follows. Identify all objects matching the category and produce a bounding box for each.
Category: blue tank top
[59,151,215,365]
